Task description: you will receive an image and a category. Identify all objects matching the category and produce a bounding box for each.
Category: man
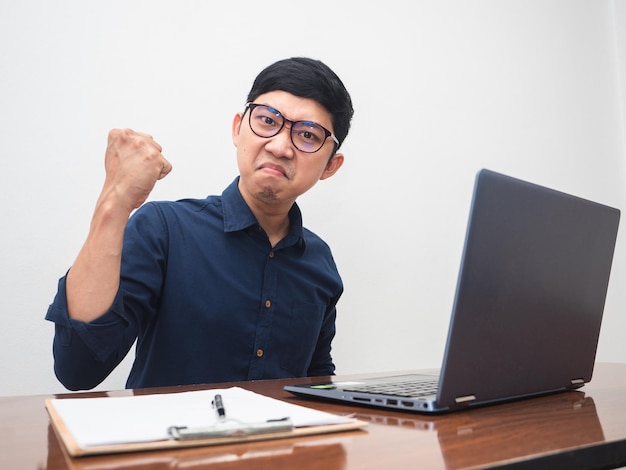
[46,57,354,390]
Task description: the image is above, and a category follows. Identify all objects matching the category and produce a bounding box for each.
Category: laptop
[285,169,621,413]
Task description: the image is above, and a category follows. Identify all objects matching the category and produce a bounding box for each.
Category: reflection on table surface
[2,362,626,469]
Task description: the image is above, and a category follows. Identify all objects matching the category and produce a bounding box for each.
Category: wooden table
[3,362,626,469]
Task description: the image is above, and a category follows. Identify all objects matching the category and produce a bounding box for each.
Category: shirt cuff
[45,274,129,363]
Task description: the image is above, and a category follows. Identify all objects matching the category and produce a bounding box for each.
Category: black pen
[213,394,226,419]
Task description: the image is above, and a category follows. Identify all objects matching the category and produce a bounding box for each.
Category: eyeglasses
[245,103,339,154]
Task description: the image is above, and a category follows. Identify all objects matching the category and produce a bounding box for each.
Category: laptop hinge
[455,394,476,404]
[570,378,585,386]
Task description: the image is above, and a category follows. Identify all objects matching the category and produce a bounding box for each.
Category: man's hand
[102,128,173,212]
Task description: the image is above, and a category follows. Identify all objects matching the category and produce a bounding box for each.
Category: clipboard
[45,387,368,457]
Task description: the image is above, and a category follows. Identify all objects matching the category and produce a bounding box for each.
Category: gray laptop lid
[285,169,620,413]
[436,169,620,409]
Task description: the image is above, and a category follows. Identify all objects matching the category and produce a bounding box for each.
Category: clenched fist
[103,128,172,212]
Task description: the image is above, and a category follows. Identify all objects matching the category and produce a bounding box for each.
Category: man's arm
[66,128,171,322]
[48,200,173,390]
[307,303,338,377]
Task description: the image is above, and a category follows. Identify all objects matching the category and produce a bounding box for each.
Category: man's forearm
[66,194,131,323]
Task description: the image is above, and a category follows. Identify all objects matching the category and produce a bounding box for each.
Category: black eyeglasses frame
[244,102,339,154]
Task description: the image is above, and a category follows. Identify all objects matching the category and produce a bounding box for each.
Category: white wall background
[1,0,625,397]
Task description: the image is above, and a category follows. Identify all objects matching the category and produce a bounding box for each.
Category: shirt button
[265,300,271,308]
[269,251,275,258]
[256,349,264,357]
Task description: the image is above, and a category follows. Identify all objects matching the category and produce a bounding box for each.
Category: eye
[256,113,279,128]
[294,123,324,143]
[252,105,282,130]
[298,130,309,140]
[261,115,277,126]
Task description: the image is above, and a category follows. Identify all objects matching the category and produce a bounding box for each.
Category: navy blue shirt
[46,178,342,390]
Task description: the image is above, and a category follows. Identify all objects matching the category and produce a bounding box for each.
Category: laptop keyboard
[343,378,439,398]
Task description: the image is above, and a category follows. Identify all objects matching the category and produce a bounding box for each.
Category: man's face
[232,90,344,210]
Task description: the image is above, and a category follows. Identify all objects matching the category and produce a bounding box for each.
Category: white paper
[49,387,353,448]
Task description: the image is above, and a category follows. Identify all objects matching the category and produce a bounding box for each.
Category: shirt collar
[221,177,306,251]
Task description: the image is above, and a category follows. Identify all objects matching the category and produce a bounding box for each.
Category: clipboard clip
[168,417,294,440]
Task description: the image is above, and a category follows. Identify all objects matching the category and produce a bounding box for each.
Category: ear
[231,113,243,146]
[320,152,344,180]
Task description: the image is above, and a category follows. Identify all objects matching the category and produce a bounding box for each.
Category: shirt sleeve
[45,203,168,390]
[45,275,136,390]
[306,298,339,377]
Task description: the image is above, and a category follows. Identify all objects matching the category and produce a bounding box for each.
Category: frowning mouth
[258,162,288,178]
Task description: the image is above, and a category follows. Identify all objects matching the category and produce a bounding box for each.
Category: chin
[256,186,280,202]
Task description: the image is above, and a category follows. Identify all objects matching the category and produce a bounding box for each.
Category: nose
[263,124,296,159]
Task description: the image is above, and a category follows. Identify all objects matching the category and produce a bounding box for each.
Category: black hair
[246,57,354,150]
